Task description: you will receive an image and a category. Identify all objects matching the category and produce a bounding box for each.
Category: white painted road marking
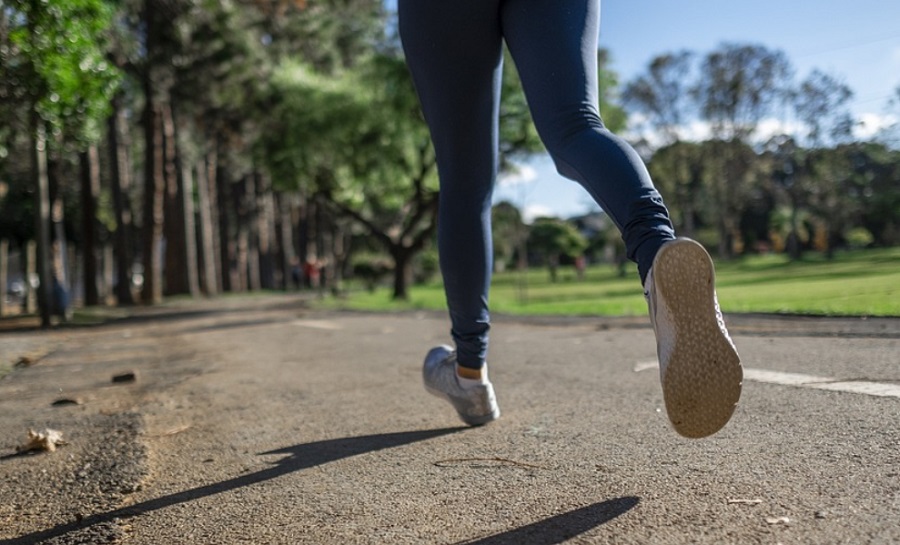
[634,362,900,399]
[292,319,343,330]
[743,369,900,398]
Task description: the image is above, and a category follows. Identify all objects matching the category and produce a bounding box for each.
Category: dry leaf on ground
[16,428,68,453]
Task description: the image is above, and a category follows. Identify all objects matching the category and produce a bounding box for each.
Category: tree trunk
[141,93,165,305]
[390,246,412,301]
[196,147,218,295]
[32,119,52,326]
[298,196,312,275]
[169,100,200,297]
[332,223,351,291]
[107,92,135,305]
[256,172,277,290]
[216,149,235,292]
[787,197,803,261]
[162,102,189,296]
[233,176,250,292]
[26,241,37,314]
[717,217,730,259]
[0,239,7,316]
[825,224,836,260]
[79,145,100,306]
[48,157,70,319]
[276,193,294,290]
[181,159,201,296]
[102,244,114,304]
[245,174,260,291]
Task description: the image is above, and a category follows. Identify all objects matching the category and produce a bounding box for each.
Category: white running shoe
[423,345,500,426]
[644,238,743,438]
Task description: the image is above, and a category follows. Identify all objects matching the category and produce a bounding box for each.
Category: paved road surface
[1,295,898,544]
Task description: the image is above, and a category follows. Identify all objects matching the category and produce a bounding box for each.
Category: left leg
[399,0,504,426]
[399,0,503,371]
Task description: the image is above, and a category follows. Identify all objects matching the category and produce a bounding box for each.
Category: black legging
[399,0,675,369]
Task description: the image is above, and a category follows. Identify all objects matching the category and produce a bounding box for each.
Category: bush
[845,227,874,249]
[414,249,439,284]
[351,254,392,292]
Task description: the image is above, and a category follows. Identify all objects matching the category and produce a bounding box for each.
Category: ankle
[456,364,488,388]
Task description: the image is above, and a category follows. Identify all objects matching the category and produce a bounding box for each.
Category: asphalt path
[1,295,898,544]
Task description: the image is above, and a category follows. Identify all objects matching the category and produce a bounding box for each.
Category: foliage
[646,141,704,235]
[260,41,543,299]
[527,217,588,281]
[596,48,628,134]
[693,43,792,141]
[845,227,874,249]
[260,53,436,299]
[351,253,392,291]
[624,41,900,259]
[794,69,854,147]
[2,0,121,144]
[622,50,694,144]
[3,1,900,320]
[491,200,526,272]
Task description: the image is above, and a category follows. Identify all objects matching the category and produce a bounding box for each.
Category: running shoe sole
[652,239,743,438]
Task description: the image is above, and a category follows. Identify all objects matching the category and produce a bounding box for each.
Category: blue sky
[384,0,900,220]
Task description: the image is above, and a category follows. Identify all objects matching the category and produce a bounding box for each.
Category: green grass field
[320,247,900,317]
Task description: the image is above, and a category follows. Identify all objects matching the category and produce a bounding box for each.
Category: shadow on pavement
[1,427,464,545]
[453,496,640,545]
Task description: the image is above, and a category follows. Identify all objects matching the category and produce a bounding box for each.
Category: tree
[2,0,120,325]
[526,218,588,282]
[700,138,761,257]
[791,70,856,257]
[856,143,900,246]
[162,0,385,295]
[693,43,793,257]
[805,145,864,257]
[763,135,808,259]
[623,50,695,146]
[879,86,900,147]
[79,144,101,305]
[261,55,436,299]
[794,69,854,148]
[596,48,628,134]
[262,47,541,300]
[646,141,705,238]
[693,43,793,142]
[106,88,137,304]
[491,201,526,273]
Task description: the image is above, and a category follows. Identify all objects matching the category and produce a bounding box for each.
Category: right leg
[399,0,503,371]
[500,0,674,284]
[501,0,741,437]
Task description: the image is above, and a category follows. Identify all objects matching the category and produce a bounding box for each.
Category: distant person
[290,257,303,290]
[303,256,321,290]
[574,255,587,281]
[399,0,742,438]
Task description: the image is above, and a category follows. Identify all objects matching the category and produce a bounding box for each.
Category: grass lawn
[318,247,900,317]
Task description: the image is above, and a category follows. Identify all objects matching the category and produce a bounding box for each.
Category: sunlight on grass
[319,248,900,317]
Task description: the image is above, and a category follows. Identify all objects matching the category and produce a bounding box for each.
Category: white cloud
[856,112,898,139]
[677,120,713,142]
[522,204,555,224]
[497,164,538,188]
[753,118,805,142]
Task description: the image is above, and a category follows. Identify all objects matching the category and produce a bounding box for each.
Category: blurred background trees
[1,1,898,321]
